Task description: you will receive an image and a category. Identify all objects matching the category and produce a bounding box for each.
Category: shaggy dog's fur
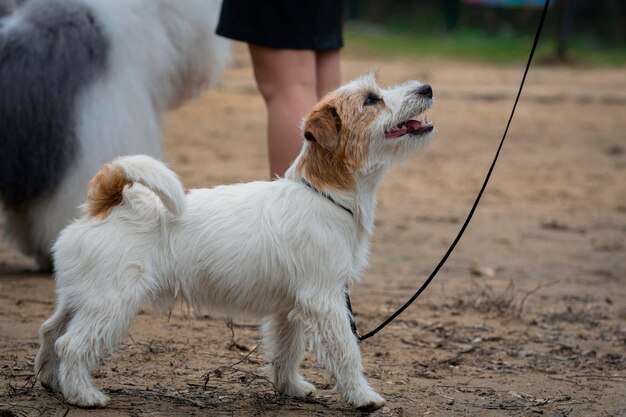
[35,75,435,410]
[0,0,229,267]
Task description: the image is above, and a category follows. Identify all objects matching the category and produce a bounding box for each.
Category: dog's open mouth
[385,116,433,139]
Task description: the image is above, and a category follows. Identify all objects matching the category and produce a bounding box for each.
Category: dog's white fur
[3,0,229,267]
[35,75,434,410]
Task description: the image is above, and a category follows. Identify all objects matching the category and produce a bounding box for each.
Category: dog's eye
[364,94,381,106]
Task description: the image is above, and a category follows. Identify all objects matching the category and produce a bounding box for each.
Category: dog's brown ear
[304,104,342,151]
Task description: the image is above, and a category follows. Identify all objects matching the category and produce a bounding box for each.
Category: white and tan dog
[35,75,435,410]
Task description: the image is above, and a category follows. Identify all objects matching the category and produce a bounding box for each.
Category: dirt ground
[1,43,625,417]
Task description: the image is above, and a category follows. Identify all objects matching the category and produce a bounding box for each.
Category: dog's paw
[281,378,316,398]
[65,389,110,408]
[40,376,60,393]
[355,395,386,412]
[36,363,60,392]
[346,388,386,411]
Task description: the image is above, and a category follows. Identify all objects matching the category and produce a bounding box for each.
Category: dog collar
[301,179,354,218]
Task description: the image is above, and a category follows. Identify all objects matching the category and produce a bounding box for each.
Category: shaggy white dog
[35,75,435,410]
[0,0,229,268]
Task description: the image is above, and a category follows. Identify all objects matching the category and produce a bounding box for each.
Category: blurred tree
[557,0,577,60]
[445,0,461,30]
[348,0,359,20]
[350,0,625,44]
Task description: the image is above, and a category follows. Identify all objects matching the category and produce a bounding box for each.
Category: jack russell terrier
[35,74,435,410]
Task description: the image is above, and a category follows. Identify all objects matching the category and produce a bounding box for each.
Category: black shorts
[216,0,344,50]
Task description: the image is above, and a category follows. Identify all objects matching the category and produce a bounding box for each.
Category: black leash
[302,178,354,217]
[354,0,551,342]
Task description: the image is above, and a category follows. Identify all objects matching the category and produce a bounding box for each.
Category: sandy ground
[1,43,625,417]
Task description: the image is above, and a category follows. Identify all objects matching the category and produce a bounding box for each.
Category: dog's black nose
[417,84,433,99]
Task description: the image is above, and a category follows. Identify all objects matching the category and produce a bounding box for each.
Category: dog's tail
[86,155,187,219]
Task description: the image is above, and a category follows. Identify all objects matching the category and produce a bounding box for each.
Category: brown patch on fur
[86,163,131,220]
[304,104,341,151]
[298,90,379,191]
[299,141,355,191]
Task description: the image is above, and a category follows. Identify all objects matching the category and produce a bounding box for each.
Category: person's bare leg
[249,45,318,179]
[316,49,341,100]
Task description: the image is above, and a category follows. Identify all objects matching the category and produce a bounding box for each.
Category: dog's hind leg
[262,312,315,398]
[54,287,146,407]
[35,299,73,392]
[297,295,385,411]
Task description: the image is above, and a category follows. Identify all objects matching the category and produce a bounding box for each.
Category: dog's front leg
[298,297,385,411]
[262,313,315,397]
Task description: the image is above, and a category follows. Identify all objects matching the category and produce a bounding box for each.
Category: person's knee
[257,76,316,105]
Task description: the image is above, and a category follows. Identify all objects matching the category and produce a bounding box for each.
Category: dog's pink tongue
[385,129,407,139]
[385,120,422,139]
[403,120,422,131]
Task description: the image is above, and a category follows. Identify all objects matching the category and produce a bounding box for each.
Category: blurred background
[345,0,625,65]
[1,1,624,415]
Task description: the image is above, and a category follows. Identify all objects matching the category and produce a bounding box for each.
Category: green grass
[345,25,626,66]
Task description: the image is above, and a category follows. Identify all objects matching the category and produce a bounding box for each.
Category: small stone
[518,350,534,358]
[470,265,496,277]
[446,398,455,406]
[458,344,475,353]
[382,407,391,414]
